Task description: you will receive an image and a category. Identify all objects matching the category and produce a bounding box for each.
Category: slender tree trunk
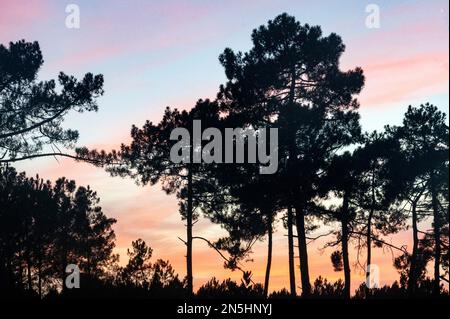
[285,65,302,296]
[408,199,419,296]
[287,206,297,296]
[430,173,441,295]
[263,217,273,298]
[342,193,351,299]
[186,167,194,297]
[27,261,32,291]
[294,204,311,297]
[365,169,376,297]
[38,261,42,299]
[342,223,351,299]
[447,203,450,290]
[365,208,373,298]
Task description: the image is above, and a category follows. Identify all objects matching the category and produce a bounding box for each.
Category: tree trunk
[186,167,194,297]
[365,208,373,297]
[365,169,375,297]
[430,173,441,295]
[294,204,311,297]
[263,217,273,298]
[285,66,302,296]
[38,261,42,299]
[447,202,450,290]
[287,206,297,296]
[408,199,419,296]
[342,193,351,299]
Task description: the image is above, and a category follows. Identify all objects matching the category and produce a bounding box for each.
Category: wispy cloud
[359,52,449,108]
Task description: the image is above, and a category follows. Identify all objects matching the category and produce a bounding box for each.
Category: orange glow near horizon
[2,0,448,294]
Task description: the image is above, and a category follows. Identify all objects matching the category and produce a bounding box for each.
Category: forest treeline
[0,13,448,299]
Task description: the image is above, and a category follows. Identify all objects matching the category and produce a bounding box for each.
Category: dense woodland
[0,14,448,299]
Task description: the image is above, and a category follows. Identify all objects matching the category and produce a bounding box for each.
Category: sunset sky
[1,0,449,293]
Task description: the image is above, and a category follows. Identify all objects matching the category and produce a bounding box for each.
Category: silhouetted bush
[196,277,264,298]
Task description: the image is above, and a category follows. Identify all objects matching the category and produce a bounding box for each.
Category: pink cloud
[341,15,448,108]
[44,1,225,71]
[0,0,52,41]
[0,0,48,25]
[358,52,448,108]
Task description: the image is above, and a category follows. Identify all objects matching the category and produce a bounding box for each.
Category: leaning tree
[388,104,449,295]
[89,99,221,296]
[0,40,104,164]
